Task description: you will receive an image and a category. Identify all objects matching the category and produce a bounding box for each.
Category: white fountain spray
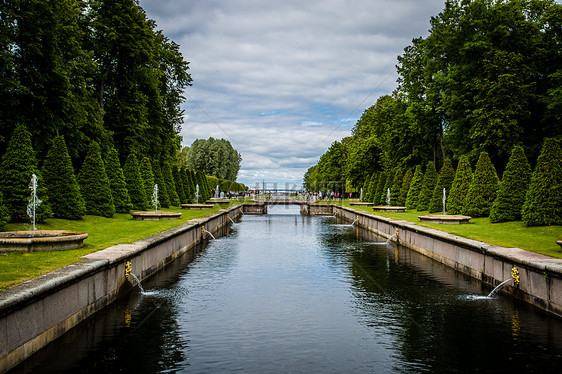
[151,184,158,212]
[26,174,42,233]
[360,187,363,202]
[195,184,200,204]
[442,187,447,215]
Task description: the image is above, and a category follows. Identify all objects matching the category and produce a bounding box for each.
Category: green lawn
[335,201,562,258]
[0,203,242,290]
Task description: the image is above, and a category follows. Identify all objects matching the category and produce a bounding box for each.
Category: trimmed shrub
[365,173,377,202]
[78,142,115,217]
[381,171,394,205]
[390,169,403,206]
[490,146,532,223]
[447,155,473,215]
[372,172,385,204]
[152,160,170,208]
[180,168,193,203]
[162,160,180,206]
[462,151,499,217]
[429,159,455,213]
[522,139,562,226]
[140,157,156,208]
[0,125,50,222]
[105,146,132,213]
[172,166,186,203]
[43,135,85,219]
[362,174,373,202]
[405,165,423,210]
[0,193,7,231]
[123,154,148,211]
[400,168,414,206]
[188,170,197,200]
[416,162,437,211]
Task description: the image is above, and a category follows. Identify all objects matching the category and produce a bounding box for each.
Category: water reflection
[10,207,562,373]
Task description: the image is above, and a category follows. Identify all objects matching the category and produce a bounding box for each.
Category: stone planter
[418,214,471,224]
[131,211,182,221]
[181,204,214,210]
[0,230,88,251]
[372,206,406,213]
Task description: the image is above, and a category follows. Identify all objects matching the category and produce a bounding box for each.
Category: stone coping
[0,230,88,252]
[181,204,214,209]
[372,206,406,213]
[349,202,374,206]
[130,211,182,220]
[206,199,231,204]
[339,205,562,276]
[418,214,471,224]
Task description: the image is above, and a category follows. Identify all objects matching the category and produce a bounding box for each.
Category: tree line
[304,0,562,225]
[1,0,191,167]
[0,126,246,230]
[177,138,242,182]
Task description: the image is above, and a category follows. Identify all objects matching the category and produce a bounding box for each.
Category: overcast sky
[139,0,447,189]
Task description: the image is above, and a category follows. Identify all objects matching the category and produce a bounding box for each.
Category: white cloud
[139,0,447,187]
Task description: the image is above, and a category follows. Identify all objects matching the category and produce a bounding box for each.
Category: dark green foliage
[362,174,373,202]
[400,169,414,206]
[373,172,387,205]
[369,173,381,203]
[382,172,394,205]
[417,162,437,211]
[522,139,562,226]
[447,155,473,215]
[172,166,186,204]
[187,170,197,201]
[162,161,180,206]
[123,154,148,211]
[180,168,192,204]
[139,157,156,208]
[0,126,50,222]
[43,135,85,219]
[390,169,403,206]
[0,194,6,231]
[105,146,132,213]
[490,146,532,223]
[429,159,455,213]
[463,152,499,217]
[78,142,115,218]
[366,173,378,202]
[186,138,241,180]
[152,160,170,208]
[406,165,423,210]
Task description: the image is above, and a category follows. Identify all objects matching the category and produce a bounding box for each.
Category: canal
[10,205,562,373]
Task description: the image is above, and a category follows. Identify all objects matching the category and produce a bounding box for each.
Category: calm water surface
[11,205,562,373]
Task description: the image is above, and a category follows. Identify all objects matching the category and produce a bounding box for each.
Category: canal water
[10,206,562,373]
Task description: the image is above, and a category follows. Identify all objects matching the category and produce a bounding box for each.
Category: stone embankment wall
[331,205,562,318]
[0,206,242,373]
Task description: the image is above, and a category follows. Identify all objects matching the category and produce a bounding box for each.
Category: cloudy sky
[139,0,447,189]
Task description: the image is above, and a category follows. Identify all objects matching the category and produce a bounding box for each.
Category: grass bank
[326,200,562,259]
[0,203,241,290]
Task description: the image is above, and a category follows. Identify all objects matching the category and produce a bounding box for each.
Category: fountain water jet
[488,278,513,297]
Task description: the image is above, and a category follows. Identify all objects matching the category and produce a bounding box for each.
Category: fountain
[131,184,182,220]
[418,188,472,224]
[372,188,406,213]
[350,187,374,206]
[182,184,214,210]
[0,174,88,251]
[487,278,512,297]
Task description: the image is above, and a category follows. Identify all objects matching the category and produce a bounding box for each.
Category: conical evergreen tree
[490,146,532,223]
[139,157,156,208]
[0,194,6,231]
[0,125,50,222]
[201,172,212,201]
[78,142,115,217]
[180,168,193,203]
[522,139,562,226]
[462,151,499,217]
[152,160,170,208]
[369,173,380,203]
[405,165,423,210]
[429,159,455,213]
[390,169,403,206]
[43,135,85,219]
[162,160,180,206]
[417,162,437,211]
[447,155,473,215]
[373,171,387,205]
[399,168,414,206]
[361,174,373,202]
[382,171,394,205]
[172,166,186,203]
[187,170,197,201]
[123,154,148,211]
[105,146,132,213]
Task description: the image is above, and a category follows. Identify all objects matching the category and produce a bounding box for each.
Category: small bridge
[242,200,333,215]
